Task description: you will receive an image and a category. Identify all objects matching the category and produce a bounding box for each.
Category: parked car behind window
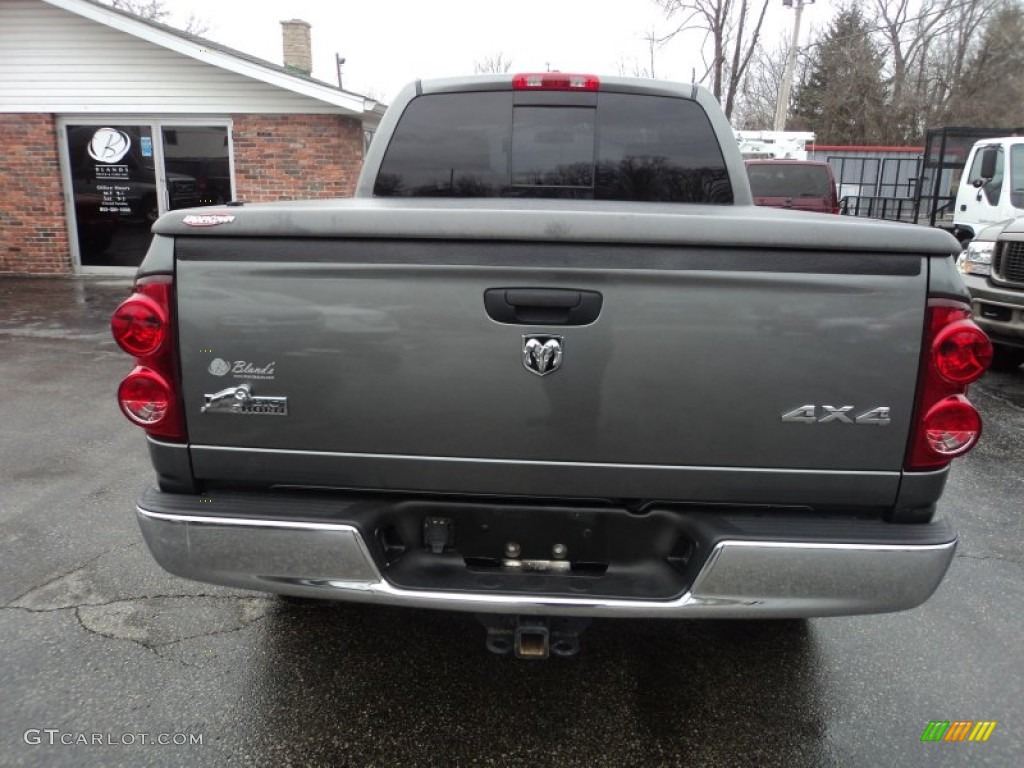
[745,160,839,214]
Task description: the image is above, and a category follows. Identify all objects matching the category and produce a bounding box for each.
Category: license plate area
[373,501,699,600]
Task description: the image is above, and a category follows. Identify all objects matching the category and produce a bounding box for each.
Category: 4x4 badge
[523,335,563,377]
[781,405,891,425]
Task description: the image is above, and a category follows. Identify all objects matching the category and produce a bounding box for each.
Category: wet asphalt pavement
[1,277,1022,767]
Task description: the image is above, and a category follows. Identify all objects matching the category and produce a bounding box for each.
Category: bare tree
[107,0,169,22]
[181,12,210,37]
[944,0,1024,126]
[474,53,513,74]
[104,0,209,37]
[656,0,771,118]
[642,28,663,78]
[868,0,1008,139]
[616,28,665,79]
[733,36,792,129]
[918,0,1002,124]
[616,57,654,78]
[728,0,1013,141]
[870,0,961,138]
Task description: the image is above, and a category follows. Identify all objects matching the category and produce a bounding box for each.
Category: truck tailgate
[175,237,926,505]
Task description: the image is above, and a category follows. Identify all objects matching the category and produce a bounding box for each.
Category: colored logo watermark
[921,721,997,742]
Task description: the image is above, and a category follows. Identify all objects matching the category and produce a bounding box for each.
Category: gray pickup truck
[112,74,992,658]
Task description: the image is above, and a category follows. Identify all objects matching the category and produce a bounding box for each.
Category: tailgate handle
[484,288,603,325]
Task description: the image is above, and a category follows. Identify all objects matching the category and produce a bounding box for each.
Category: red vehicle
[745,159,840,214]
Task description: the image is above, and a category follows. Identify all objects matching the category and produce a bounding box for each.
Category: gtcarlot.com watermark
[24,729,203,747]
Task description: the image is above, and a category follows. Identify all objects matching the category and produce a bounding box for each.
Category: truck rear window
[747,163,833,198]
[374,91,733,203]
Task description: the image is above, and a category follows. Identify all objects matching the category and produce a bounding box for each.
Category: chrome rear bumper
[136,503,957,619]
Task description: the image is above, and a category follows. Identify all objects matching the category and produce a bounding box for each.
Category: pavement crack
[6,594,271,654]
[4,594,258,612]
[6,591,245,612]
[75,595,272,650]
[1,605,75,615]
[70,605,188,666]
[71,604,151,648]
[4,540,140,607]
[0,603,189,667]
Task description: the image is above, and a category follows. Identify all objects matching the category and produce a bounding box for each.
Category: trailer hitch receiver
[477,615,591,660]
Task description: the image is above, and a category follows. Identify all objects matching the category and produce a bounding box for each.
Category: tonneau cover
[153,198,961,256]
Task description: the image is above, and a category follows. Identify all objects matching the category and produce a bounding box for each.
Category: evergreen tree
[790,5,890,143]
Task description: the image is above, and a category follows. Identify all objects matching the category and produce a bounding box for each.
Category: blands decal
[208,358,275,380]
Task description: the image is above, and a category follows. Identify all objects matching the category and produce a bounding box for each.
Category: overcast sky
[152,0,837,103]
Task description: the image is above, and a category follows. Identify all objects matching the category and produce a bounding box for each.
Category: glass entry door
[63,122,232,269]
[65,124,157,267]
[160,125,231,210]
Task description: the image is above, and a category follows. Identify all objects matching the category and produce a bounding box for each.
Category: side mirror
[979,147,998,180]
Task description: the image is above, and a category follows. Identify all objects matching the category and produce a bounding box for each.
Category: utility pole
[773,0,814,131]
[335,54,346,89]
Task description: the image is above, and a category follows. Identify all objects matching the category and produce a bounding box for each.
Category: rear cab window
[374,91,733,204]
[746,163,833,198]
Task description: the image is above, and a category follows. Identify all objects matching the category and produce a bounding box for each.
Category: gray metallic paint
[176,251,926,505]
[137,234,174,275]
[146,439,195,494]
[187,445,901,506]
[928,253,971,301]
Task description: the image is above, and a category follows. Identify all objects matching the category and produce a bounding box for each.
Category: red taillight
[112,275,186,442]
[932,319,992,384]
[921,396,982,458]
[512,73,600,91]
[111,293,166,356]
[118,367,173,426]
[906,301,990,470]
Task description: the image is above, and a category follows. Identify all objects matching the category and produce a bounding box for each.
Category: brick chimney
[280,19,312,76]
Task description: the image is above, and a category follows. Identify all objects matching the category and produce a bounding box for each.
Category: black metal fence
[810,127,1024,228]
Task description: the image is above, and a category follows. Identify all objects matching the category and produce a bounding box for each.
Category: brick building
[0,0,384,275]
